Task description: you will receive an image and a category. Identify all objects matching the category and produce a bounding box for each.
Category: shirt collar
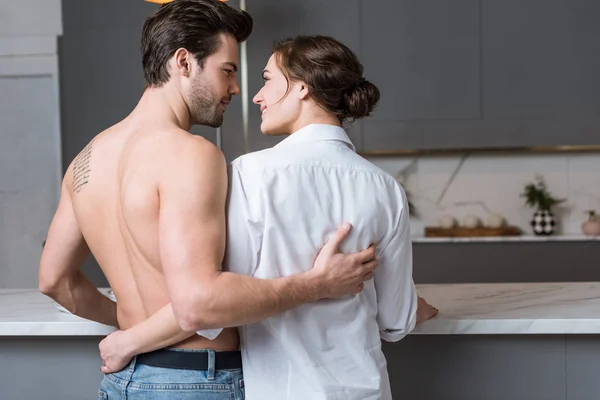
[273,124,356,152]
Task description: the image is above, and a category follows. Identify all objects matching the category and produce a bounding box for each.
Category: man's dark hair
[141,0,252,88]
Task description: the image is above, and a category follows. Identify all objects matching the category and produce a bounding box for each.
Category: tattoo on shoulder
[73,139,94,194]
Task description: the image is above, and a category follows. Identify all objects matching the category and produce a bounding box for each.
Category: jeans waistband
[136,349,242,371]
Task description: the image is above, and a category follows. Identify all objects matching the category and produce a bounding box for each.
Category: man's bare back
[67,122,238,351]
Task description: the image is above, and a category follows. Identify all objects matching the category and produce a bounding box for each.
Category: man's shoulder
[162,129,220,153]
[159,129,224,167]
[63,134,103,192]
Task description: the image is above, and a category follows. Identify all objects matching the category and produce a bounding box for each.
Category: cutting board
[424,226,522,237]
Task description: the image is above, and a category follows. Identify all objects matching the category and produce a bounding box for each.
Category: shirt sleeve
[375,182,418,342]
[196,159,263,339]
[223,160,263,276]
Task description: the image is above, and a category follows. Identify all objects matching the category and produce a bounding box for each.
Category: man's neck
[130,86,192,131]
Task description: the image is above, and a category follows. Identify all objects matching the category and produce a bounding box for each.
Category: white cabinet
[0,0,62,288]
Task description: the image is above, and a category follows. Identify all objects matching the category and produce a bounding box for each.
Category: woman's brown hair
[273,35,380,122]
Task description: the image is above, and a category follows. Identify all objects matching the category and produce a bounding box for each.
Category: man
[38,1,378,398]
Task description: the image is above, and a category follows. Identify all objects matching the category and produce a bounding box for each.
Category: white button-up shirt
[204,124,417,400]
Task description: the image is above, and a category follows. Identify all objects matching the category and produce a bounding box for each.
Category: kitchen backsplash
[367,153,600,237]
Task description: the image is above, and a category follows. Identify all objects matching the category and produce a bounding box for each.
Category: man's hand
[416,296,438,325]
[99,330,134,373]
[309,222,377,299]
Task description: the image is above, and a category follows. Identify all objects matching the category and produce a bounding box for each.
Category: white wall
[0,0,63,288]
[368,153,600,237]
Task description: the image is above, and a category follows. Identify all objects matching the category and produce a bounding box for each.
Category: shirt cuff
[196,328,223,340]
[379,308,417,342]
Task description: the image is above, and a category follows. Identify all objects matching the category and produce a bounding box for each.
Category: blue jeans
[98,349,244,400]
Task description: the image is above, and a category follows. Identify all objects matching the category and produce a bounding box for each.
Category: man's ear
[173,48,192,78]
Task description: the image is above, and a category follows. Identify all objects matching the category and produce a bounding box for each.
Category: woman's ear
[297,82,310,100]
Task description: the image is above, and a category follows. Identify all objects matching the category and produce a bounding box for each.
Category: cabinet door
[0,76,61,288]
[226,0,363,158]
[360,0,481,152]
[481,0,600,147]
[0,0,62,35]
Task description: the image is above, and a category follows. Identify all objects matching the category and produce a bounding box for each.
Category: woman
[99,35,437,400]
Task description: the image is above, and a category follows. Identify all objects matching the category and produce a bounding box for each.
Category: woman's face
[253,54,303,136]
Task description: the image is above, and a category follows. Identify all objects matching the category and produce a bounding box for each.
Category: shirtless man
[38,1,377,398]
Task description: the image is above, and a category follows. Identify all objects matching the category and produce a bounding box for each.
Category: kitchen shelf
[411,235,600,244]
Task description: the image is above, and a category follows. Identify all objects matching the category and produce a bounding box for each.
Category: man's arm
[161,139,374,331]
[99,303,186,372]
[98,222,359,373]
[38,170,118,327]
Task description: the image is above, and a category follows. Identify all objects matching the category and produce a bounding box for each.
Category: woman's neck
[289,111,341,134]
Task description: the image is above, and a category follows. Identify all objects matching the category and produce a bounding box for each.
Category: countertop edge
[412,318,600,335]
[0,321,116,337]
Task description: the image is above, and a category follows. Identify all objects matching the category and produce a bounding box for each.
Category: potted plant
[520,175,565,235]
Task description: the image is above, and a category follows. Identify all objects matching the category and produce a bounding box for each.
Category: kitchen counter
[0,288,115,336]
[3,284,600,399]
[3,282,600,336]
[384,283,600,400]
[413,282,600,334]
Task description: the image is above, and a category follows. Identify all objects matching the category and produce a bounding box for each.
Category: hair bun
[342,79,380,120]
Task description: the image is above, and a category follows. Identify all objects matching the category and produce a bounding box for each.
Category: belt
[136,349,242,371]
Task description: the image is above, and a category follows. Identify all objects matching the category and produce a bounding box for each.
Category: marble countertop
[413,282,600,334]
[0,289,116,336]
[2,283,600,336]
